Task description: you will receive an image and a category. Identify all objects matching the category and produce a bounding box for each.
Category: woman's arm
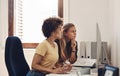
[69,40,78,64]
[55,62,63,68]
[69,52,77,64]
[55,61,72,72]
[32,53,65,74]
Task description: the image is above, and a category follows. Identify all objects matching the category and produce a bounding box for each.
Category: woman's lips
[73,36,76,38]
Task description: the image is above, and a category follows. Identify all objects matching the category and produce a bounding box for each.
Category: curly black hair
[42,17,63,38]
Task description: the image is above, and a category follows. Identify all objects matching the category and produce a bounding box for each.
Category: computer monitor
[96,23,110,67]
[104,65,119,76]
[96,23,102,68]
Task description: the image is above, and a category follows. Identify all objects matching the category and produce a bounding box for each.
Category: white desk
[46,67,98,76]
[46,70,78,76]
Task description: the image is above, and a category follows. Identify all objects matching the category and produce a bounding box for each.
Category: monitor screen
[104,65,119,76]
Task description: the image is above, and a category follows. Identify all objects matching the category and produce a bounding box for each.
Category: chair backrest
[5,36,30,76]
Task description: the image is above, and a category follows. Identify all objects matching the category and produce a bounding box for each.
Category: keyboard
[72,58,96,67]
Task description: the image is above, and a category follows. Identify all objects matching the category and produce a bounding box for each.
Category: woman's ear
[51,32,55,36]
[63,32,67,37]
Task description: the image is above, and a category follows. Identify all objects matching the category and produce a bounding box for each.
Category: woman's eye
[71,30,76,33]
[72,30,75,32]
[60,28,61,31]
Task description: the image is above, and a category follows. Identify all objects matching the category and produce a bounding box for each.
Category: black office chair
[5,36,30,76]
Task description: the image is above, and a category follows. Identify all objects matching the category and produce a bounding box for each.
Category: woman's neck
[47,36,55,44]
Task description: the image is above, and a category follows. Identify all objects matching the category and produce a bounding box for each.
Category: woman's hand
[52,67,67,74]
[63,64,72,72]
[71,39,76,51]
[52,64,72,74]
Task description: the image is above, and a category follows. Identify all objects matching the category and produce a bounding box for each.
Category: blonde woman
[56,23,78,67]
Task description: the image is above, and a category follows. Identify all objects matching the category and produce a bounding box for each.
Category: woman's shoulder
[37,40,48,47]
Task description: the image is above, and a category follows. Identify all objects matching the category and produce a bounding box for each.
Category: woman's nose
[61,28,64,32]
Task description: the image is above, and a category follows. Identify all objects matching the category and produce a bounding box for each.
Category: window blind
[15,0,23,39]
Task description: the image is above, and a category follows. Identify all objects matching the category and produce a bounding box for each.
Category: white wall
[0,0,2,50]
[109,0,120,67]
[0,0,8,75]
[0,0,8,50]
[64,0,112,42]
[114,0,120,68]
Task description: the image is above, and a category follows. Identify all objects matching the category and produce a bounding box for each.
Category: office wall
[64,0,112,42]
[0,0,2,50]
[109,0,120,67]
[0,0,8,75]
[0,0,8,50]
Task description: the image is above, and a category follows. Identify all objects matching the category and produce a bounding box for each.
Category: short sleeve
[35,43,47,56]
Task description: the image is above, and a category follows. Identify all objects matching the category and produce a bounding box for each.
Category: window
[8,0,63,48]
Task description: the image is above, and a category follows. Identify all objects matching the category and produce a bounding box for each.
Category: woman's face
[64,26,76,40]
[53,25,63,39]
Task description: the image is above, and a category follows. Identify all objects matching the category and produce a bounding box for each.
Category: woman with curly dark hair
[26,17,69,76]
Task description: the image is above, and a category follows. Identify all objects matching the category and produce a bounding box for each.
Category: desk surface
[46,67,98,76]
